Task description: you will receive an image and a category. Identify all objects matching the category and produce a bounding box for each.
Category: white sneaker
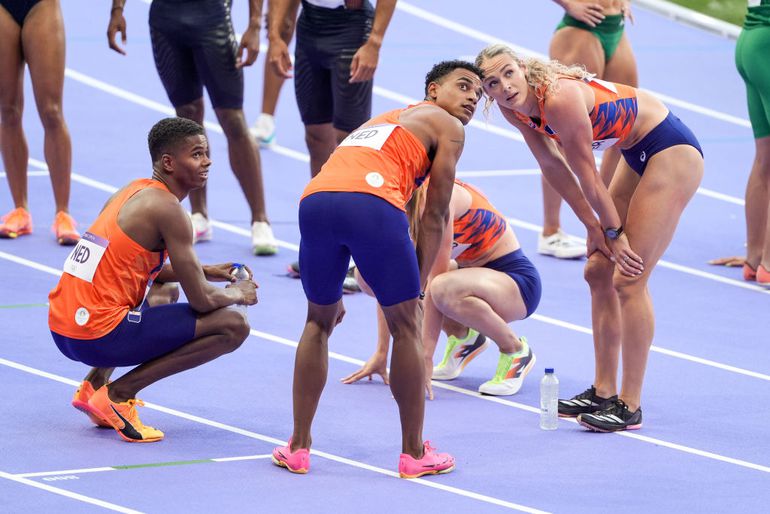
[432,329,489,380]
[537,229,586,259]
[478,337,536,396]
[252,221,278,256]
[251,113,276,148]
[190,212,212,243]
[342,266,361,294]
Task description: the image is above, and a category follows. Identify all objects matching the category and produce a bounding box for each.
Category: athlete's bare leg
[746,136,770,271]
[304,123,348,177]
[429,268,527,353]
[382,298,426,459]
[601,35,639,185]
[586,149,702,411]
[289,300,345,451]
[0,5,28,210]
[215,107,268,222]
[23,0,73,213]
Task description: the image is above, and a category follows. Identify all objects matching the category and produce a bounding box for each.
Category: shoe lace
[2,208,26,225]
[574,386,597,401]
[437,339,460,367]
[423,441,436,454]
[122,398,145,422]
[595,398,625,418]
[54,212,77,233]
[491,353,515,382]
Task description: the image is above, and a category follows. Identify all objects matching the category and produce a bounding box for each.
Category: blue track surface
[1,1,769,512]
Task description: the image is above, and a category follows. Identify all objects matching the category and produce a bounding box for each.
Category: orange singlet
[48,179,168,339]
[450,180,508,265]
[301,103,432,211]
[515,77,638,151]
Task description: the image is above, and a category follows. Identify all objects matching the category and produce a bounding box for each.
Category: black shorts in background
[294,0,374,131]
[149,0,244,110]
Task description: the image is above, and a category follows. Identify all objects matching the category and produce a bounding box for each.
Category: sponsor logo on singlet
[75,307,90,326]
[366,172,385,188]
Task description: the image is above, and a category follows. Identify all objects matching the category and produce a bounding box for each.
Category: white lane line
[3,332,770,479]
[504,218,770,295]
[0,470,141,514]
[695,187,745,206]
[64,63,748,210]
[17,163,749,206]
[0,358,547,514]
[4,196,770,380]
[26,158,301,252]
[395,1,751,128]
[8,243,767,381]
[0,171,49,178]
[27,143,761,298]
[17,467,117,479]
[422,381,770,474]
[16,455,274,479]
[63,69,309,164]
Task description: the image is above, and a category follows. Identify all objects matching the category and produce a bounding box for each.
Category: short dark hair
[147,117,205,163]
[424,60,483,96]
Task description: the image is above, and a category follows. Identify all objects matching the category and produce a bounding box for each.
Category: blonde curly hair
[475,44,593,113]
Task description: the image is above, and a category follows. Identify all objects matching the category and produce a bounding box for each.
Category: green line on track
[112,458,213,470]
[0,303,49,309]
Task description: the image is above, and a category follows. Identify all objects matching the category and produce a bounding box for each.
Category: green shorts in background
[555,13,625,62]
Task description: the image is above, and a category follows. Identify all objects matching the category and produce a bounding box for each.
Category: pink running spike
[272,439,310,474]
[398,441,455,479]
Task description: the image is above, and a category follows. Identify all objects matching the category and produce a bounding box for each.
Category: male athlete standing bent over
[49,118,258,443]
[271,60,483,478]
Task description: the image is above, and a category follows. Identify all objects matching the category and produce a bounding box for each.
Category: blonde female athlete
[538,0,639,260]
[476,44,703,432]
[344,179,541,399]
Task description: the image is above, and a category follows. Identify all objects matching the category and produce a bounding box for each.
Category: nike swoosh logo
[110,405,144,440]
[110,405,128,429]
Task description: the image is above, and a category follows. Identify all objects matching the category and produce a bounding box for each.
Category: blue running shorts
[482,249,542,318]
[299,192,420,307]
[51,302,198,367]
[621,112,703,176]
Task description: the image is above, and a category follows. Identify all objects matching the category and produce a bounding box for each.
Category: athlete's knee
[38,104,65,130]
[0,104,22,126]
[219,309,251,352]
[307,302,345,334]
[304,126,334,152]
[754,141,770,179]
[584,252,614,287]
[428,274,457,312]
[386,309,420,342]
[216,109,249,139]
[176,101,205,124]
[612,271,647,300]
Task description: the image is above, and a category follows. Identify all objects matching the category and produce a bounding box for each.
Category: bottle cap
[545,368,554,374]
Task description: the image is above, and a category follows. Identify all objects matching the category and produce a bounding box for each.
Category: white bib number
[338,124,398,151]
[450,241,471,260]
[592,138,619,151]
[63,232,109,283]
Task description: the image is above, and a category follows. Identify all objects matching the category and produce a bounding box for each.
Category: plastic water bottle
[539,368,559,430]
[230,264,249,316]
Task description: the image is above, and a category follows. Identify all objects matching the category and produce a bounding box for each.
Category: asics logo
[640,151,646,162]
